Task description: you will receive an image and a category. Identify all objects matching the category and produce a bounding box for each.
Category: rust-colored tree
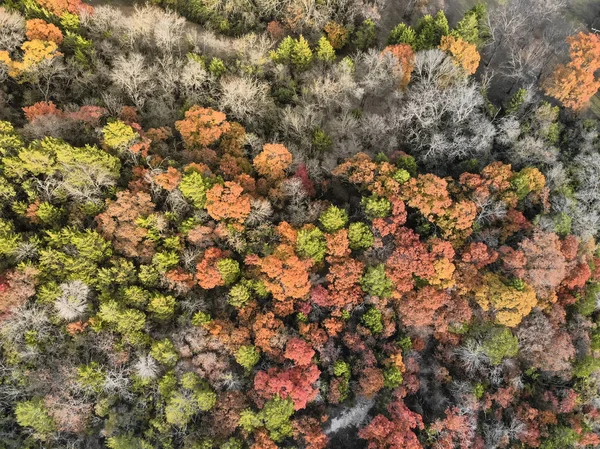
[95,190,156,262]
[175,106,231,148]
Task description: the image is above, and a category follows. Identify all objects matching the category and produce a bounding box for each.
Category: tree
[415,11,449,50]
[382,44,415,88]
[473,273,537,327]
[205,181,251,224]
[254,363,320,410]
[176,106,231,149]
[36,0,93,16]
[25,19,63,44]
[359,397,424,449]
[388,23,416,47]
[316,36,335,62]
[15,399,56,440]
[95,190,156,262]
[254,143,293,180]
[439,35,480,75]
[543,32,600,110]
[284,337,315,366]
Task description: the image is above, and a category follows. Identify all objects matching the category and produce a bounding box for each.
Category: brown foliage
[95,190,156,262]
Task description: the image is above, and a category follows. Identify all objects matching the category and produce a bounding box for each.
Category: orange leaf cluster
[25,19,63,44]
[205,181,252,224]
[439,35,480,75]
[544,32,600,110]
[253,143,293,180]
[383,44,415,88]
[252,244,313,316]
[35,0,93,16]
[196,247,226,289]
[175,106,231,148]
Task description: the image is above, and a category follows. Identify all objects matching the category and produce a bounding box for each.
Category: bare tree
[0,7,25,52]
[110,53,157,109]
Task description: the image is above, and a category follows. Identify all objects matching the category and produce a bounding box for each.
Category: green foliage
[77,362,106,393]
[37,202,64,226]
[0,218,22,258]
[235,345,260,372]
[179,172,211,209]
[150,339,179,367]
[152,251,180,273]
[216,258,240,286]
[354,19,377,50]
[361,195,392,218]
[415,11,449,50]
[102,121,137,150]
[319,205,348,232]
[148,294,176,320]
[361,264,392,298]
[296,227,327,263]
[208,58,227,77]
[312,127,333,153]
[578,282,599,316]
[260,396,295,442]
[383,365,403,388]
[228,283,251,308]
[388,23,416,46]
[553,212,572,236]
[271,36,313,69]
[451,3,489,46]
[481,327,519,365]
[165,391,197,427]
[573,356,600,378]
[192,311,212,326]
[333,360,350,378]
[195,389,217,411]
[539,426,580,449]
[392,168,411,184]
[504,88,527,115]
[15,399,55,440]
[361,307,384,334]
[473,383,485,399]
[348,222,373,250]
[316,36,336,62]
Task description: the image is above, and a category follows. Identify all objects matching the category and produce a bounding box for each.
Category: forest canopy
[1,0,600,449]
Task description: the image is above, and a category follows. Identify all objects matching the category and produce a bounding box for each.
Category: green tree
[102,121,137,150]
[481,327,519,365]
[217,258,240,286]
[150,339,179,367]
[296,227,327,263]
[361,307,384,334]
[319,205,348,232]
[235,345,260,372]
[415,11,449,50]
[348,222,373,250]
[316,36,335,62]
[354,19,377,50]
[15,399,56,440]
[361,264,392,298]
[388,23,416,46]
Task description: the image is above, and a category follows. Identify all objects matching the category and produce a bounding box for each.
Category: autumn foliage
[544,32,600,110]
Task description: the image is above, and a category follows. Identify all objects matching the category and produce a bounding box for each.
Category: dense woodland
[2,0,600,448]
